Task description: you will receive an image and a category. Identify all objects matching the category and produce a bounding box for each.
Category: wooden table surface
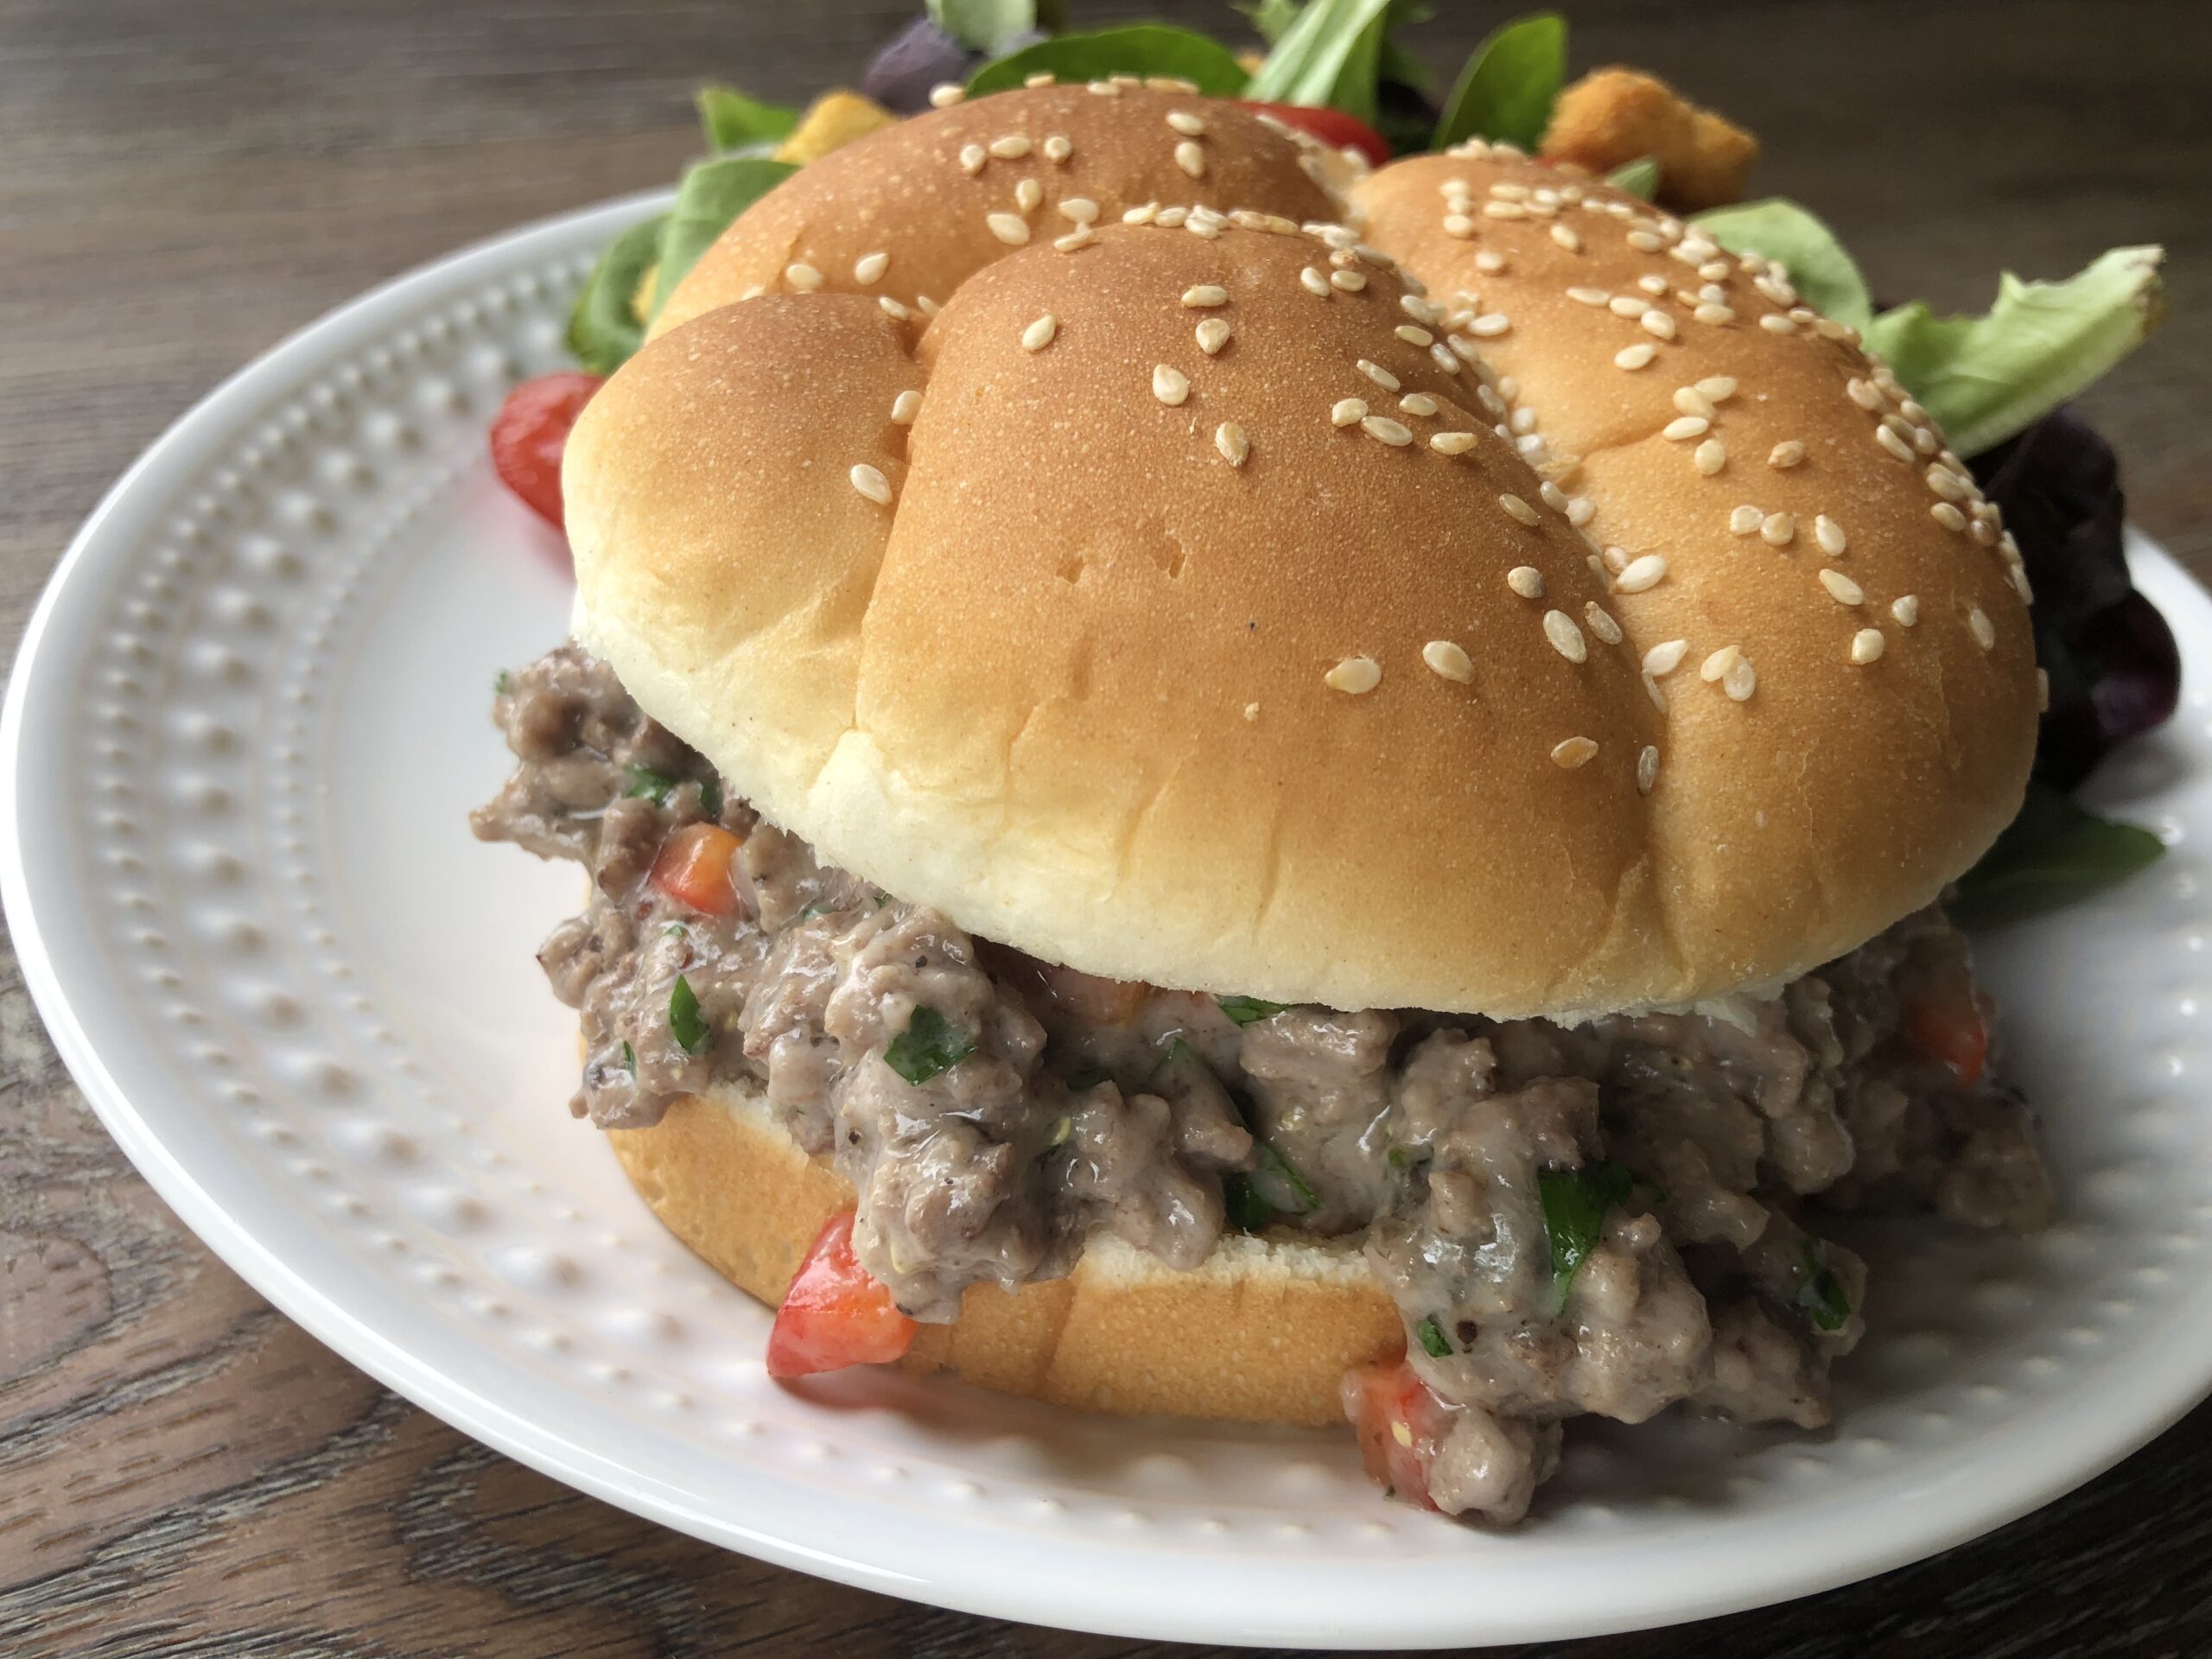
[3,2,2209,1654]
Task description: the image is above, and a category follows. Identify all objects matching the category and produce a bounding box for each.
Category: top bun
[563,110,2037,1021]
[652,83,1349,339]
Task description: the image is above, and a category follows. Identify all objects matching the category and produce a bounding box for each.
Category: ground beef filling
[475,645,2056,1522]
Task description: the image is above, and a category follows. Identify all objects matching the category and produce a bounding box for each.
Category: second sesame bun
[563,117,2037,1020]
[652,83,1349,340]
[607,1080,1400,1426]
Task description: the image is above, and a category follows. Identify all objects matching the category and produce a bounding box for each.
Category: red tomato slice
[1341,1354,1453,1509]
[1236,101,1391,168]
[489,371,602,530]
[766,1211,918,1379]
[648,822,744,916]
[1903,994,1989,1088]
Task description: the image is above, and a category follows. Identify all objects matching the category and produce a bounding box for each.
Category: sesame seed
[1542,610,1588,662]
[1443,213,1478,238]
[1300,266,1332,298]
[1540,480,1569,512]
[849,463,892,506]
[1891,594,1920,627]
[1615,342,1657,370]
[1166,110,1206,136]
[1913,424,1941,455]
[1925,464,1970,501]
[1484,201,1526,220]
[1694,302,1735,325]
[1699,260,1732,281]
[1932,501,1968,532]
[1701,645,1740,682]
[1819,568,1864,605]
[1759,313,1797,334]
[1431,430,1478,454]
[1567,497,1595,526]
[960,143,988,175]
[1637,746,1660,794]
[1216,421,1249,467]
[890,390,921,425]
[1761,512,1796,547]
[1357,359,1401,391]
[1399,392,1438,416]
[1395,325,1435,348]
[1849,628,1885,664]
[1362,416,1414,447]
[1507,565,1545,597]
[1175,140,1206,178]
[1968,605,1995,650]
[1662,416,1710,441]
[1429,342,1461,374]
[1196,318,1231,355]
[1643,673,1669,711]
[1086,79,1118,95]
[1584,602,1623,645]
[987,213,1030,245]
[1811,514,1846,556]
[854,251,890,285]
[1058,199,1099,227]
[1052,228,1096,252]
[1643,639,1689,677]
[1691,438,1726,475]
[929,82,965,108]
[1637,273,1669,296]
[1015,177,1043,213]
[1552,736,1599,769]
[878,296,912,321]
[1020,314,1057,352]
[1181,284,1230,308]
[1044,135,1072,162]
[2037,667,2050,710]
[1325,656,1382,695]
[1617,555,1668,594]
[1423,639,1475,682]
[1467,314,1511,337]
[1152,364,1190,406]
[1873,422,1914,462]
[1474,249,1507,273]
[915,294,939,317]
[1641,309,1678,340]
[1124,202,1158,225]
[1769,441,1808,468]
[1724,657,1757,701]
[1331,397,1367,428]
[1673,387,1716,419]
[1551,224,1581,251]
[1627,229,1665,251]
[1729,504,1764,535]
[1330,268,1368,291]
[785,262,823,291]
[1609,295,1649,319]
[1024,71,1055,87]
[1567,286,1610,307]
[1847,378,1883,410]
[988,135,1032,159]
[1155,206,1188,228]
[1500,493,1541,526]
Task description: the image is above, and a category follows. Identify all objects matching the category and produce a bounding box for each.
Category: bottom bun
[606,1084,1403,1427]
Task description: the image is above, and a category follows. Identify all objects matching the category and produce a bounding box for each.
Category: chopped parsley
[1796,1240,1853,1332]
[624,765,677,805]
[493,669,513,696]
[1216,994,1287,1027]
[1414,1315,1452,1359]
[884,1006,975,1084]
[1221,1173,1274,1233]
[620,1040,636,1074]
[1246,1137,1319,1217]
[1538,1160,1636,1313]
[668,975,711,1055]
[699,775,723,818]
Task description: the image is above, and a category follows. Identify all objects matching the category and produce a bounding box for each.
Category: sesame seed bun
[607,1081,1399,1426]
[563,116,2037,1020]
[651,83,1348,340]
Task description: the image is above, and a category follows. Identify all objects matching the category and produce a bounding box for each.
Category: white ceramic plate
[7,191,2211,1649]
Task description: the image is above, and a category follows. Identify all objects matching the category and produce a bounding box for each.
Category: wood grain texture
[2,2,2209,1654]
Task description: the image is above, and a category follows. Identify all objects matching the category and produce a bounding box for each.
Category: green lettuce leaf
[1953,781,2164,929]
[649,156,799,323]
[1432,11,1566,152]
[1692,198,1872,334]
[1245,0,1395,124]
[929,0,1062,53]
[968,24,1248,98]
[1863,246,2165,459]
[696,86,798,154]
[1605,156,1659,200]
[566,213,668,374]
[1236,0,1303,42]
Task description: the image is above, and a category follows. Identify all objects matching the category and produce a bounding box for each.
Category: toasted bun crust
[564,108,2036,1019]
[652,84,1347,340]
[607,1083,1401,1427]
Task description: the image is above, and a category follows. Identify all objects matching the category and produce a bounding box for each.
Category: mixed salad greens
[538,0,2177,925]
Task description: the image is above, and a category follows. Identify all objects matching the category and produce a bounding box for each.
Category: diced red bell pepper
[489,371,602,530]
[648,822,744,916]
[766,1211,918,1379]
[1341,1354,1453,1510]
[1236,101,1391,168]
[1903,993,1990,1089]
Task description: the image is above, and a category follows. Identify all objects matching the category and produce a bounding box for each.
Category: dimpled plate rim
[5,187,2212,1649]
